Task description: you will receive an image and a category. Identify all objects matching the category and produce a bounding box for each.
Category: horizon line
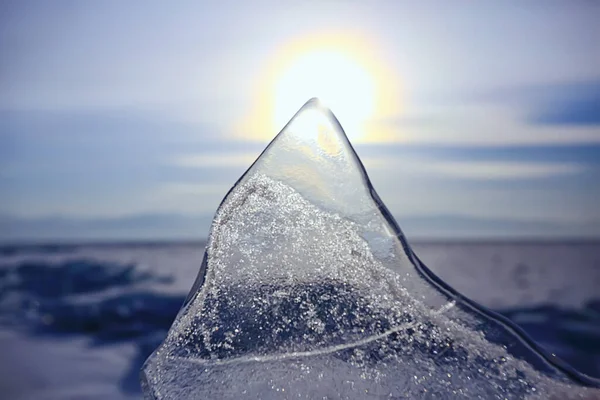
[2,236,600,248]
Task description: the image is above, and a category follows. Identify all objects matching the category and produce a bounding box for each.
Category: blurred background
[0,1,599,399]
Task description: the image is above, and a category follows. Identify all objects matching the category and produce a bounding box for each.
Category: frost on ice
[141,99,599,399]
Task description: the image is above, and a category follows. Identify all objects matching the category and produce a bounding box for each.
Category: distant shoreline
[1,237,599,250]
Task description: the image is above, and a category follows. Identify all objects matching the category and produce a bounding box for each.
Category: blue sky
[1,1,599,241]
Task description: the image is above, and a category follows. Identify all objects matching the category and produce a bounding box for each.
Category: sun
[273,49,375,142]
[243,32,400,143]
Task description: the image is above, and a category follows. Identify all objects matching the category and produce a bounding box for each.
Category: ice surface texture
[141,99,600,399]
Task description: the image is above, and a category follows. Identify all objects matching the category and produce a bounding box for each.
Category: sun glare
[273,50,375,142]
[242,32,400,143]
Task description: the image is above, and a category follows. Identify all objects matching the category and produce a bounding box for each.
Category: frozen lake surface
[0,241,598,399]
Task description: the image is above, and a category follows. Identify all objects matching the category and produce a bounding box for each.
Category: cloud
[372,103,600,147]
[160,182,229,195]
[425,161,585,180]
[399,214,600,240]
[355,142,600,165]
[531,91,600,126]
[377,80,600,147]
[463,80,600,126]
[149,182,230,216]
[169,153,257,168]
[362,154,586,180]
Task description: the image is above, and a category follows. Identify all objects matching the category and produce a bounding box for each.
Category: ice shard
[141,99,599,399]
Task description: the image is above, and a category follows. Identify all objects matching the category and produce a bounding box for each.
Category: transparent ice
[141,99,599,399]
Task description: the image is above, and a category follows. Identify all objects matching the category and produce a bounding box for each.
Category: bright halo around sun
[243,32,400,143]
[273,50,375,142]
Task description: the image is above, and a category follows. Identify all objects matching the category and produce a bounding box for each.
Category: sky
[1,0,599,241]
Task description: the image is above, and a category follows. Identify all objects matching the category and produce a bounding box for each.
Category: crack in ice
[170,301,457,367]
